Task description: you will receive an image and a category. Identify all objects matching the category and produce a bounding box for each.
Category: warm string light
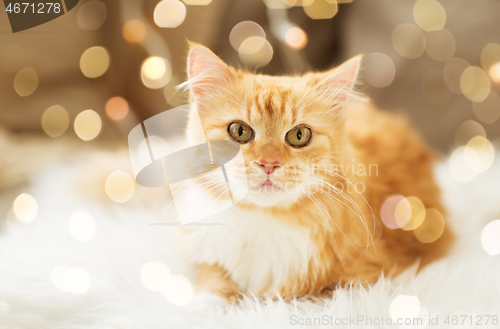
[105,170,135,203]
[154,0,186,28]
[460,66,491,103]
[481,220,500,256]
[284,27,308,50]
[80,46,110,78]
[413,0,446,32]
[74,110,102,141]
[380,195,445,242]
[363,52,396,88]
[424,28,455,62]
[141,56,172,89]
[391,23,425,59]
[140,262,194,305]
[302,0,338,20]
[42,105,70,137]
[123,20,147,43]
[105,97,129,121]
[12,193,38,223]
[389,295,421,323]
[182,0,212,5]
[14,67,38,97]
[229,21,273,68]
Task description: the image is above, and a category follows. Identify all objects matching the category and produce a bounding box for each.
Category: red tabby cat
[181,44,453,299]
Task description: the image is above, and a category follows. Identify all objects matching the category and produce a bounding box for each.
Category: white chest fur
[183,206,315,293]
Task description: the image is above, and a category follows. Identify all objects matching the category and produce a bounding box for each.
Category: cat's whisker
[303,189,346,271]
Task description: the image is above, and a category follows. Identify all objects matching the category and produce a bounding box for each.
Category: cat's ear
[187,43,233,98]
[316,55,362,104]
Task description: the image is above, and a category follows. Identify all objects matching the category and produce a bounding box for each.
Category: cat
[179,43,454,299]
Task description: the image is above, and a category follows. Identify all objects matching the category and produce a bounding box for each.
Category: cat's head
[185,44,362,209]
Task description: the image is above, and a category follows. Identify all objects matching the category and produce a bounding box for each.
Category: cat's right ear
[187,44,233,99]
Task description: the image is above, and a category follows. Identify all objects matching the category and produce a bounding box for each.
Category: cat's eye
[286,125,312,148]
[228,122,254,143]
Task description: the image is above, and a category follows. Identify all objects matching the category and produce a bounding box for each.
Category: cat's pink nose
[255,159,282,175]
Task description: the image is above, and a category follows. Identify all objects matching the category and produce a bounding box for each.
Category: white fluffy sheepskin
[1,143,500,329]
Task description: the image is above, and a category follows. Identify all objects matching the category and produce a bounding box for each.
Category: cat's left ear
[187,43,234,99]
[316,55,362,104]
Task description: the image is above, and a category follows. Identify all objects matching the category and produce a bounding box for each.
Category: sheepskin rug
[1,139,500,329]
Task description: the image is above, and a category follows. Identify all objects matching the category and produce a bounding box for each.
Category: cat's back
[345,101,454,267]
[345,101,436,170]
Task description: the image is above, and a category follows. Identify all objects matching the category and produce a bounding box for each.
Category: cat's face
[186,45,360,208]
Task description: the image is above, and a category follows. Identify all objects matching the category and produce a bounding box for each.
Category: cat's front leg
[197,263,241,301]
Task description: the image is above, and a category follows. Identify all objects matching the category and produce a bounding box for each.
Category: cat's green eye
[286,125,312,148]
[228,122,254,143]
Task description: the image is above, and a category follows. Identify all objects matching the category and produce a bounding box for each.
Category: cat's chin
[242,184,302,208]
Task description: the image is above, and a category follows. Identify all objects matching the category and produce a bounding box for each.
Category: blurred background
[1,0,500,206]
[1,0,500,307]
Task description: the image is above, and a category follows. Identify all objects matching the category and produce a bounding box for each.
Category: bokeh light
[449,146,478,183]
[421,69,453,106]
[380,195,411,229]
[480,43,500,73]
[42,105,70,138]
[424,29,455,61]
[105,96,129,121]
[464,136,494,173]
[472,90,500,124]
[488,62,500,84]
[183,0,212,5]
[14,67,38,97]
[303,0,338,20]
[163,274,194,305]
[460,66,491,102]
[263,0,293,8]
[238,38,273,68]
[285,27,308,50]
[413,0,446,32]
[105,170,135,203]
[76,0,107,30]
[12,193,38,223]
[141,262,172,292]
[154,0,186,28]
[74,110,102,141]
[229,21,266,52]
[141,56,172,89]
[363,52,396,88]
[79,46,110,78]
[68,210,96,241]
[400,197,426,231]
[481,220,500,255]
[1,44,25,73]
[64,267,91,294]
[413,208,445,243]
[52,265,71,292]
[123,20,147,43]
[390,295,420,323]
[391,23,425,59]
[454,119,486,146]
[443,58,469,94]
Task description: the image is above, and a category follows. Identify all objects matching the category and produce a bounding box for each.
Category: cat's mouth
[262,179,273,187]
